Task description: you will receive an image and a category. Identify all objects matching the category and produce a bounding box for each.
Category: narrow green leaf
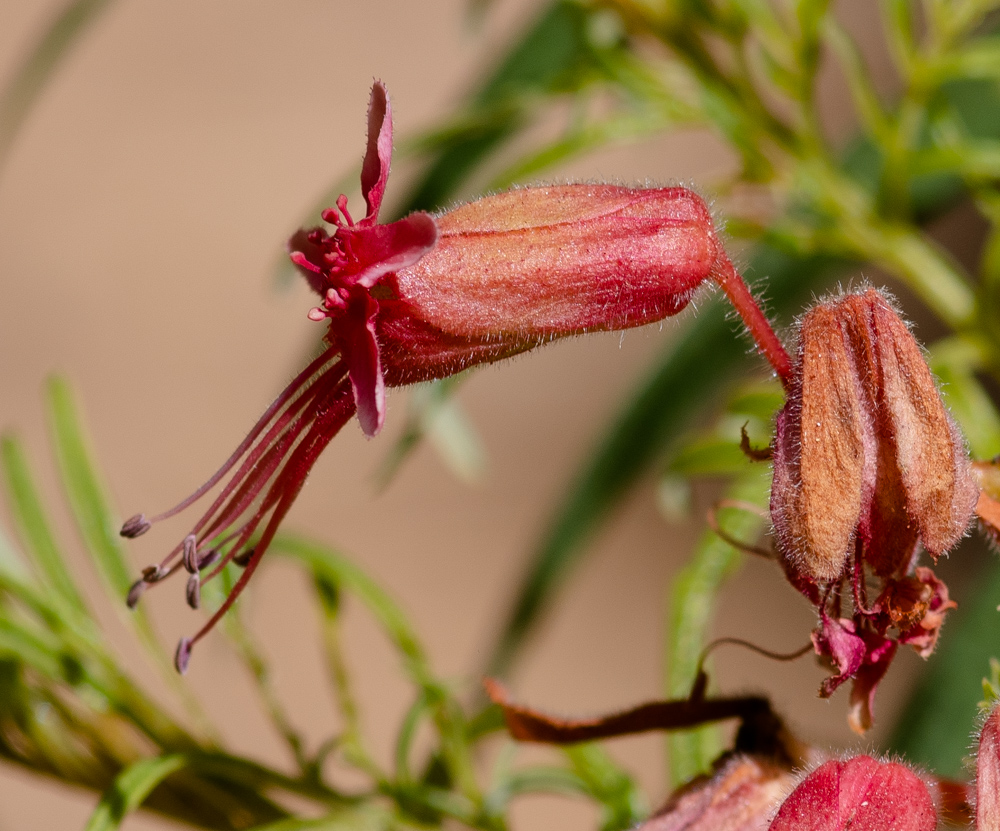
[665,470,770,786]
[244,810,391,831]
[46,377,131,599]
[83,754,188,831]
[45,377,213,731]
[0,0,116,175]
[0,435,89,614]
[564,744,647,831]
[271,535,433,687]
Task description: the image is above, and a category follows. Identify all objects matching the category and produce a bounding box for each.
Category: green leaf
[0,434,89,614]
[564,744,647,831]
[244,810,391,831]
[665,470,770,786]
[83,754,188,831]
[271,534,433,686]
[45,377,212,731]
[0,0,116,175]
[46,377,132,600]
[396,0,625,215]
[887,548,1000,777]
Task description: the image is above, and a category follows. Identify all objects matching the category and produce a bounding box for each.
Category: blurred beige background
[0,2,918,828]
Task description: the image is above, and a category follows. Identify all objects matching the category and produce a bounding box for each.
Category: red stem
[712,256,793,388]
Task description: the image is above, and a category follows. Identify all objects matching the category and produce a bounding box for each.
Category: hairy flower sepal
[770,289,977,731]
[124,80,788,672]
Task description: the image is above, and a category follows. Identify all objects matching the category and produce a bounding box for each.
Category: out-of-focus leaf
[378,378,486,489]
[271,535,432,685]
[930,338,1000,459]
[397,0,626,215]
[0,435,89,614]
[564,743,647,831]
[0,515,29,580]
[45,377,212,731]
[887,548,1000,777]
[665,470,770,786]
[83,754,188,831]
[46,377,131,600]
[666,438,750,478]
[0,0,116,175]
[245,810,392,831]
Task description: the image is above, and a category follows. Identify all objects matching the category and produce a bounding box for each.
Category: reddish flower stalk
[122,81,789,672]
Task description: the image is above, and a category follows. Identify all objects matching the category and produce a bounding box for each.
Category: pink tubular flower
[122,81,785,672]
[768,756,937,831]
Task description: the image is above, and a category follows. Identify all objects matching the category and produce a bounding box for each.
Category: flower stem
[712,256,793,386]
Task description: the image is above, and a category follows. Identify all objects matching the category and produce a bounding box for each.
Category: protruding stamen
[197,549,220,570]
[175,638,193,674]
[186,574,201,609]
[121,514,151,538]
[142,564,166,583]
[126,579,146,609]
[232,548,254,567]
[182,534,198,574]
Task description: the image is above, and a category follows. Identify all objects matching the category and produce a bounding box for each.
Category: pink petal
[813,616,866,697]
[342,212,438,289]
[339,290,385,437]
[360,81,392,223]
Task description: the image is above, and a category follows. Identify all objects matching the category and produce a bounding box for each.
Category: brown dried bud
[772,289,978,584]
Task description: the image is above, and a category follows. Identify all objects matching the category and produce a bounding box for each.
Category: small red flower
[123,81,771,671]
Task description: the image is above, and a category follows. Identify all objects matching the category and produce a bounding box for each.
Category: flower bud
[768,756,936,831]
[771,289,977,584]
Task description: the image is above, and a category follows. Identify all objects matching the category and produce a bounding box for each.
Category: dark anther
[232,548,254,567]
[175,638,193,674]
[182,534,198,573]
[126,578,146,609]
[185,574,201,609]
[141,564,165,583]
[197,549,220,570]
[120,513,152,538]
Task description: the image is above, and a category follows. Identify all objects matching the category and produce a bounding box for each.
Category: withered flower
[770,289,978,731]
